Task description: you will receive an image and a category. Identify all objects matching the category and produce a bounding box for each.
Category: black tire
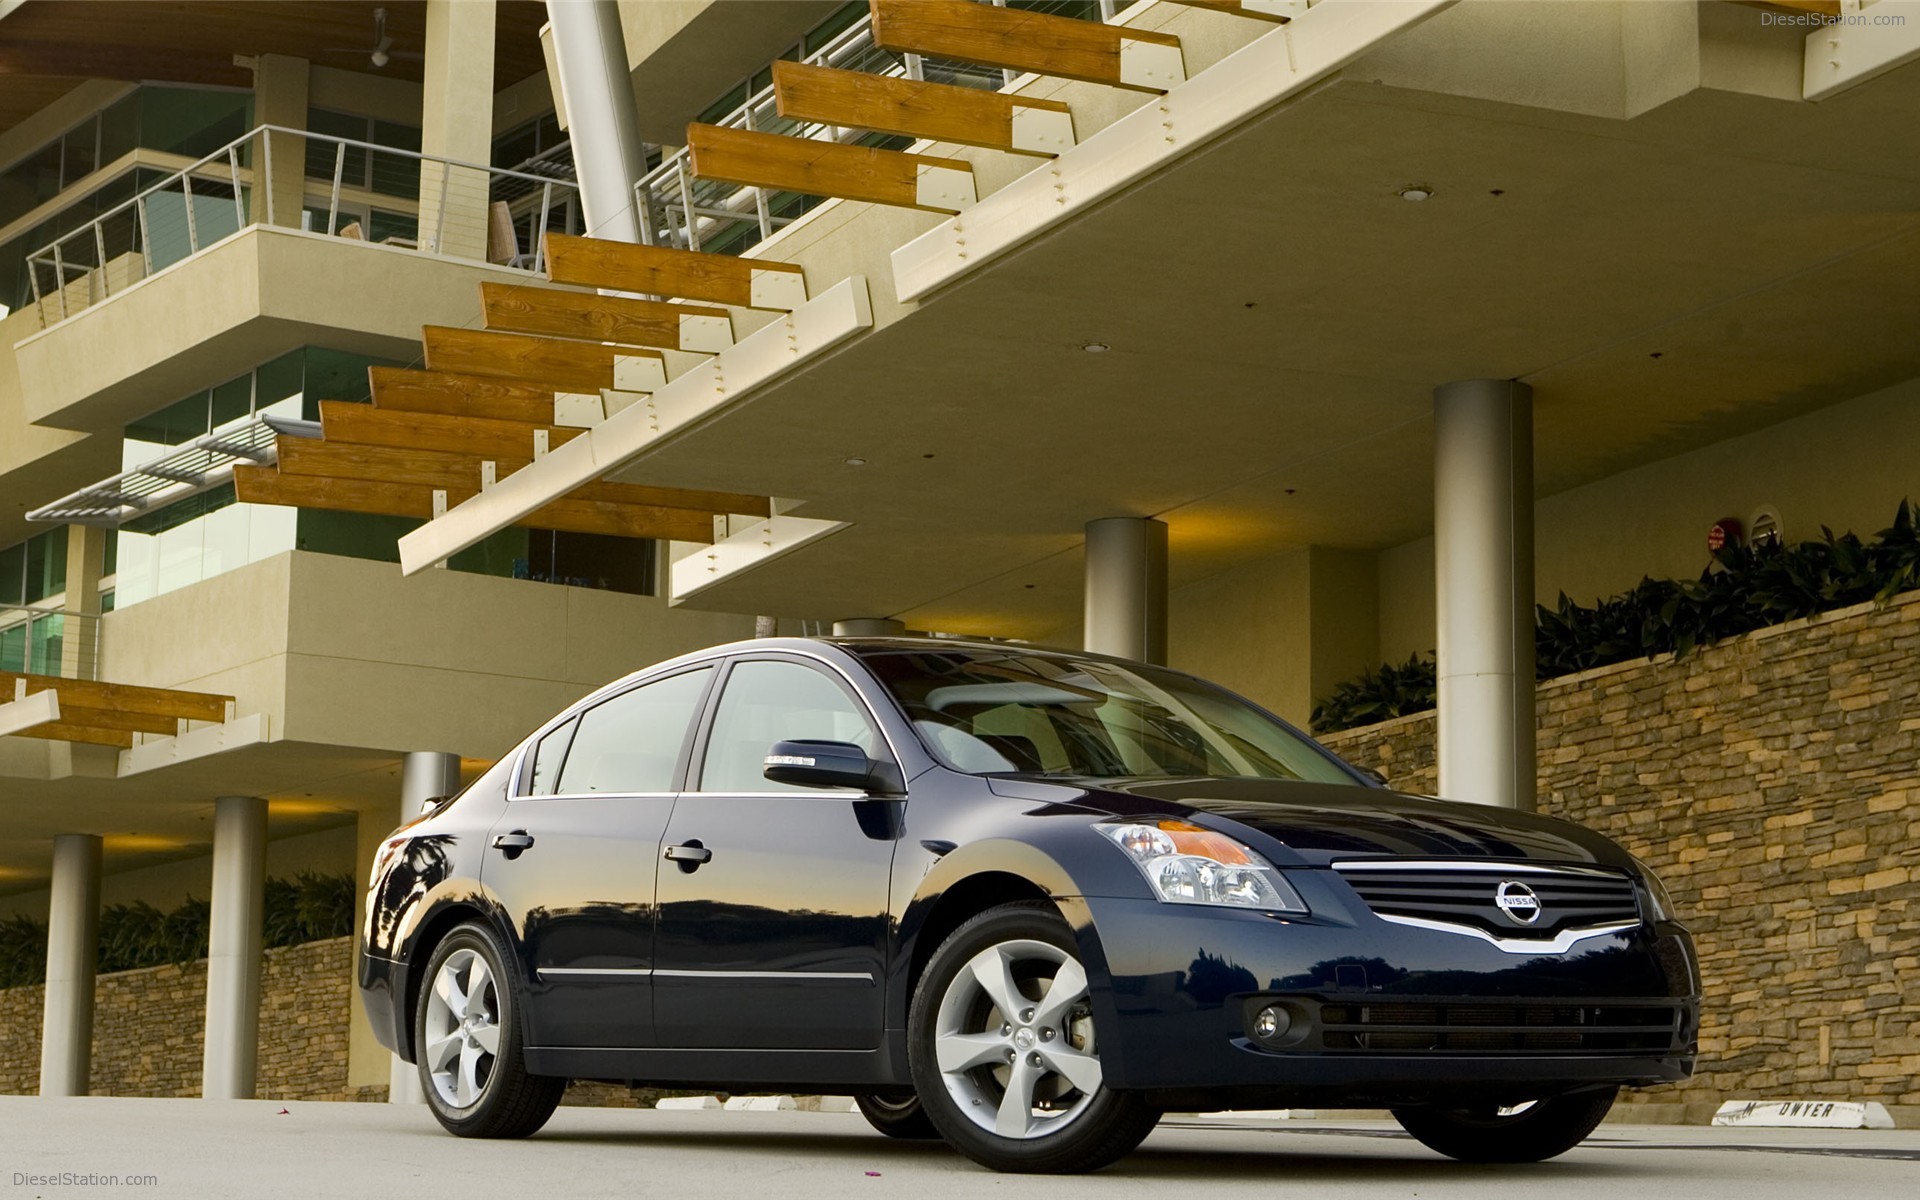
[1391,1087,1619,1163]
[415,922,566,1138]
[854,1091,943,1140]
[908,902,1159,1174]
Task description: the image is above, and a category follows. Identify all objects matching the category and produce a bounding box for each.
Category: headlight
[1098,820,1307,912]
[1632,855,1679,922]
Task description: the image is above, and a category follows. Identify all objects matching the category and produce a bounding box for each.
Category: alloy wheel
[422,947,501,1109]
[933,938,1102,1139]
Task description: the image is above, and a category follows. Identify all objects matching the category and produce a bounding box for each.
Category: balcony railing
[23,125,584,327]
[1,604,101,682]
[636,0,1122,256]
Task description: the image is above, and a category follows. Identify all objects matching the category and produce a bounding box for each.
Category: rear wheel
[854,1091,942,1140]
[417,922,565,1138]
[1391,1088,1619,1162]
[909,902,1159,1173]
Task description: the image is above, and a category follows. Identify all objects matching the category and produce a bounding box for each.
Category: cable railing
[1,604,101,682]
[636,0,1121,256]
[23,125,585,327]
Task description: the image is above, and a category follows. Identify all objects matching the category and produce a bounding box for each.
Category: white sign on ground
[1712,1100,1895,1129]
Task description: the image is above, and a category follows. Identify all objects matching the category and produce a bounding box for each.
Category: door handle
[492,830,535,858]
[664,841,712,870]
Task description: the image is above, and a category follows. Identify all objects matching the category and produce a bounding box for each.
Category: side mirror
[763,739,903,795]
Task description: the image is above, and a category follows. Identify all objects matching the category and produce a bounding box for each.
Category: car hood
[987,775,1634,870]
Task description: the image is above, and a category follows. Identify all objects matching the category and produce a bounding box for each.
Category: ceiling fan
[321,7,424,70]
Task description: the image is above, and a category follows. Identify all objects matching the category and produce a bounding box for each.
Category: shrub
[0,872,356,988]
[1314,499,1920,733]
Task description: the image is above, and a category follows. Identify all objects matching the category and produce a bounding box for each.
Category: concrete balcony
[11,225,542,434]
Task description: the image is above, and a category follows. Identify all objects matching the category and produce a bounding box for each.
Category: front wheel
[854,1091,942,1140]
[909,902,1159,1173]
[416,922,565,1138]
[1391,1088,1619,1162]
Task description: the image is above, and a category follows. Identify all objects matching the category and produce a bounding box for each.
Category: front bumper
[1084,889,1699,1103]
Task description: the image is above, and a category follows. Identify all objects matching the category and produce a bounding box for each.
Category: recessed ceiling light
[843,456,868,467]
[1082,341,1110,353]
[1399,186,1433,201]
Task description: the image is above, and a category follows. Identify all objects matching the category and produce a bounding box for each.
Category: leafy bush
[1315,499,1920,733]
[0,872,355,989]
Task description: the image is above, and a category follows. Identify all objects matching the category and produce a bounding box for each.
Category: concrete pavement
[1,1097,1916,1199]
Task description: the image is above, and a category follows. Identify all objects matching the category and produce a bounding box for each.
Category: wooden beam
[543,233,808,310]
[478,282,733,352]
[421,326,662,393]
[870,0,1184,92]
[368,367,559,425]
[0,671,230,723]
[234,466,719,542]
[48,704,181,737]
[274,437,772,517]
[1161,0,1304,23]
[318,401,584,461]
[7,721,135,749]
[772,60,1073,156]
[687,123,975,214]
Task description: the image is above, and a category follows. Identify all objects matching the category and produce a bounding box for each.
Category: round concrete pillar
[832,618,906,637]
[39,833,101,1097]
[1433,379,1536,811]
[1083,518,1168,664]
[202,796,267,1099]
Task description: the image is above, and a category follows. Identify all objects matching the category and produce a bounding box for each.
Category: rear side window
[525,717,577,797]
[552,667,713,795]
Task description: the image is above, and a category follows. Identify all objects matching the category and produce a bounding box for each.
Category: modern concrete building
[1,0,1917,1112]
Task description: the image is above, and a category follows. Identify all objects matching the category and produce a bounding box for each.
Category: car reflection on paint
[359,637,1698,1174]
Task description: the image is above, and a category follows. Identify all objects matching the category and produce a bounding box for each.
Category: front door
[482,665,714,1048]
[652,656,902,1050]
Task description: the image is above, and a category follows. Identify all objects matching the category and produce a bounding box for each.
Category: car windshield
[859,648,1361,786]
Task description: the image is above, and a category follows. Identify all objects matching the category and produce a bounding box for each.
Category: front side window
[551,667,713,795]
[698,660,878,793]
[861,649,1360,787]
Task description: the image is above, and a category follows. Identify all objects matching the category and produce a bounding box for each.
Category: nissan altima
[360,637,1698,1173]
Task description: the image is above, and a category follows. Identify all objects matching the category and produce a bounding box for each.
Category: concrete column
[1084,518,1168,664]
[252,54,309,229]
[59,525,105,679]
[833,618,905,637]
[348,794,405,1101]
[201,796,267,1099]
[419,0,497,260]
[38,834,101,1097]
[545,0,651,243]
[393,752,458,1103]
[1433,380,1536,811]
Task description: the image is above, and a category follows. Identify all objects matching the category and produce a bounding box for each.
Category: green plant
[1315,498,1920,734]
[0,914,47,989]
[0,872,357,989]
[1311,654,1437,733]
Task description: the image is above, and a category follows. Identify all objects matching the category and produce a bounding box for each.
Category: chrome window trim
[1371,914,1640,955]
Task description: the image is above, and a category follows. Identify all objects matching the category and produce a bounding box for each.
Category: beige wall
[1168,546,1378,726]
[1378,375,1920,664]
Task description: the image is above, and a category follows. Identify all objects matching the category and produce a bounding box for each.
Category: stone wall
[1322,592,1920,1109]
[0,937,353,1099]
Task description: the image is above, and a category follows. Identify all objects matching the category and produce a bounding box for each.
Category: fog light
[1253,1004,1291,1041]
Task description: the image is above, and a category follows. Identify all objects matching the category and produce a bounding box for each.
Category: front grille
[1334,861,1640,938]
[1313,998,1686,1055]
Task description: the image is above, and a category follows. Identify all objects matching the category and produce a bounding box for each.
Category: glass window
[61,121,98,186]
[139,86,251,158]
[209,372,252,430]
[0,624,23,673]
[699,660,878,793]
[0,542,24,606]
[526,717,577,797]
[554,668,713,795]
[98,94,140,164]
[863,649,1362,786]
[23,530,66,604]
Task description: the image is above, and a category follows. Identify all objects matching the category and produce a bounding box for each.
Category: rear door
[482,665,715,1048]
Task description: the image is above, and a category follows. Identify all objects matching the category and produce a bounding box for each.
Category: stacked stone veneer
[0,937,352,1099]
[1322,592,1920,1108]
